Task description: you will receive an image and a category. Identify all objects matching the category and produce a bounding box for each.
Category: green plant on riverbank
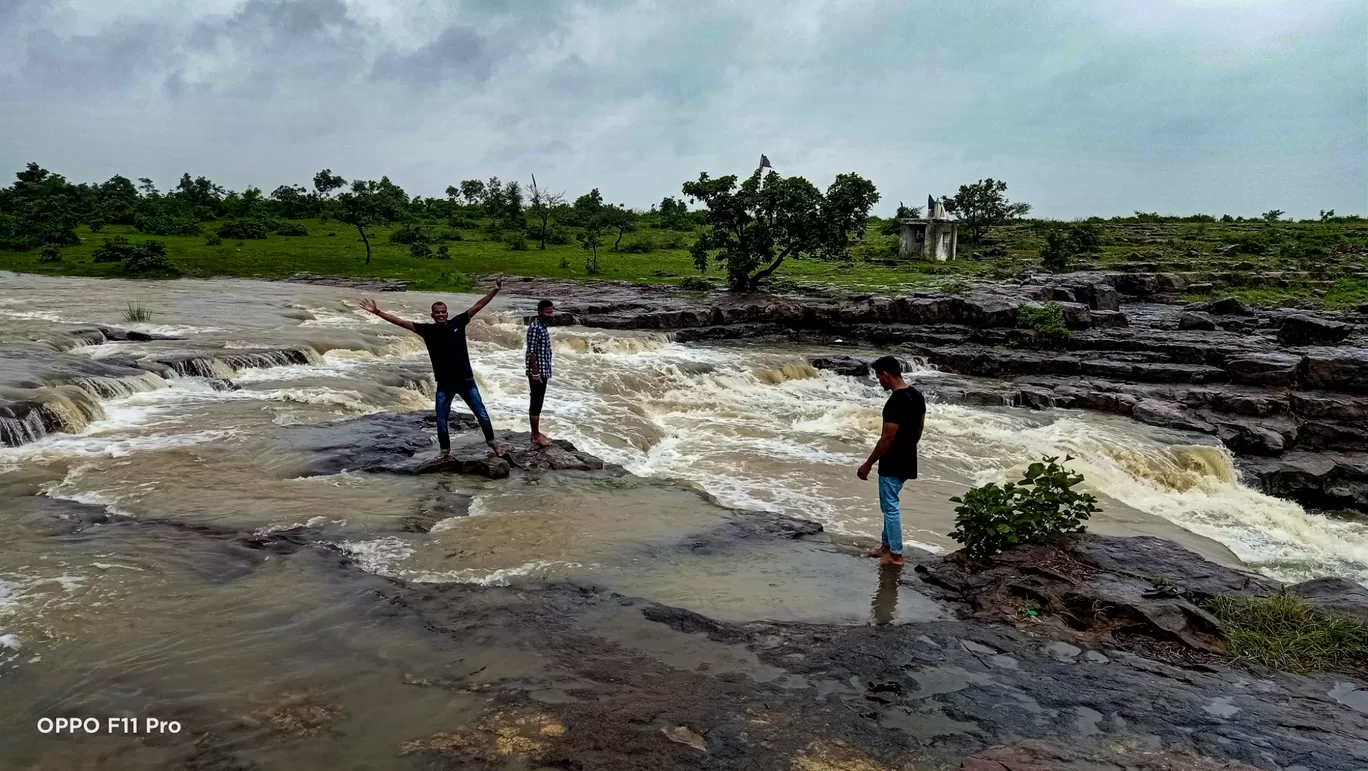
[950,455,1100,559]
[1201,594,1368,674]
[1017,301,1071,338]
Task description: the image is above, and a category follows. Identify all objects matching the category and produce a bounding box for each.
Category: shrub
[662,232,686,250]
[327,231,337,237]
[678,276,713,291]
[548,228,570,246]
[621,237,654,254]
[439,229,463,242]
[506,232,528,251]
[217,219,269,239]
[435,245,450,260]
[39,245,62,262]
[134,213,201,236]
[1018,301,1070,338]
[92,236,135,263]
[950,455,1100,559]
[559,255,570,269]
[206,234,223,246]
[409,242,434,258]
[1041,230,1075,272]
[274,221,309,236]
[123,240,174,274]
[389,223,429,245]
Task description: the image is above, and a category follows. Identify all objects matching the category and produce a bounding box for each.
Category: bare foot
[489,442,506,457]
[878,552,905,567]
[865,545,890,559]
[534,433,553,447]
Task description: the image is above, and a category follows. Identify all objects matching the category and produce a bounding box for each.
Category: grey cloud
[371,24,495,85]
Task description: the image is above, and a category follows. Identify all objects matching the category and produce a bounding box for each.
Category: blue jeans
[878,475,905,555]
[435,378,495,450]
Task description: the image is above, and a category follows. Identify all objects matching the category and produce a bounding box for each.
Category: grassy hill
[6,214,1367,307]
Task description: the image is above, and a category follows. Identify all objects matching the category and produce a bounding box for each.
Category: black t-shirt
[413,312,473,383]
[879,386,926,480]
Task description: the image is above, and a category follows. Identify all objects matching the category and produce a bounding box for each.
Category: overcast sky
[1,0,1363,218]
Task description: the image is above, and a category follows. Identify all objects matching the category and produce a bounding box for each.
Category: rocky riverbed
[3,272,1367,769]
[494,273,1368,516]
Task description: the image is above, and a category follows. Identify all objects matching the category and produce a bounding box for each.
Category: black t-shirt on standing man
[413,312,473,384]
[879,386,926,480]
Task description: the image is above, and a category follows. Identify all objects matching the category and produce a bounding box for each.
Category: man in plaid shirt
[525,299,556,446]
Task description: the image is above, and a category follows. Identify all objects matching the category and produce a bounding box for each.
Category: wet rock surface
[287,410,609,479]
[18,475,1368,770]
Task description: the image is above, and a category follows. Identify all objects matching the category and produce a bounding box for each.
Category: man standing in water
[525,299,556,447]
[857,356,926,566]
[360,278,505,459]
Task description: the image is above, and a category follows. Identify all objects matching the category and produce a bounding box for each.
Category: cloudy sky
[1,0,1363,218]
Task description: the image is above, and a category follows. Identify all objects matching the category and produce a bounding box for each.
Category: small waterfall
[217,348,319,371]
[0,403,50,446]
[71,371,167,399]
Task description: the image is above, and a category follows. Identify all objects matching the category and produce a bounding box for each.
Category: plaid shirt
[525,318,553,378]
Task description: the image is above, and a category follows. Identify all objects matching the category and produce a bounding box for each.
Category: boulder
[809,355,869,377]
[1090,309,1129,328]
[1212,419,1291,455]
[1178,312,1218,331]
[1016,386,1055,410]
[1225,353,1303,387]
[1194,297,1252,316]
[1303,347,1368,393]
[1278,314,1354,347]
[1241,451,1368,511]
[1287,577,1368,624]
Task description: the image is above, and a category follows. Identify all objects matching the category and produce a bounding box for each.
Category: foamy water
[2,273,1366,591]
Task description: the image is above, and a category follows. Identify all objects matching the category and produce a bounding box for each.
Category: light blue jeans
[878,475,905,555]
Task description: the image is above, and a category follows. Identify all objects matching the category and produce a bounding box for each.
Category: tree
[682,169,879,292]
[329,178,407,265]
[312,169,346,199]
[269,184,315,219]
[459,179,486,206]
[941,178,1030,243]
[527,174,566,250]
[1262,209,1284,222]
[1320,209,1336,222]
[603,204,636,250]
[879,201,924,236]
[657,196,691,230]
[172,173,225,218]
[579,219,604,274]
[1040,222,1101,273]
[572,188,605,226]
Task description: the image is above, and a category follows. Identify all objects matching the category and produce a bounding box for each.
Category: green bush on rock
[950,455,1100,559]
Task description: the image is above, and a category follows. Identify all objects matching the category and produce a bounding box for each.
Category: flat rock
[1303,347,1368,393]
[1179,311,1218,331]
[1287,577,1368,624]
[1073,535,1276,596]
[1225,352,1304,387]
[1278,314,1354,347]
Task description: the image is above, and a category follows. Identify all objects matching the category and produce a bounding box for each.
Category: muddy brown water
[2,272,1366,767]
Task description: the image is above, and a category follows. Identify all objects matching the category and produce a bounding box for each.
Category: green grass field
[6,215,1367,307]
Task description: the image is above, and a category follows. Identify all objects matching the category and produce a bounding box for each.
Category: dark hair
[537,299,554,311]
[431,301,447,311]
[871,356,902,376]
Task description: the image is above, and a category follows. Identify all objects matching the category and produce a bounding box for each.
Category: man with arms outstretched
[360,278,505,459]
[857,356,927,566]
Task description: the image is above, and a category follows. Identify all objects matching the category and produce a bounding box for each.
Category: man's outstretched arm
[464,276,503,319]
[360,299,416,331]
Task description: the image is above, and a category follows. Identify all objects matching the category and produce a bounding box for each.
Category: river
[2,272,1366,766]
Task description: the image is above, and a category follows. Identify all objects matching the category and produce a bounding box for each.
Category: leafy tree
[1262,209,1284,222]
[527,174,566,250]
[329,178,408,265]
[657,196,691,231]
[312,169,346,200]
[269,184,316,219]
[941,178,1030,243]
[172,173,225,218]
[572,188,605,226]
[603,204,636,251]
[579,219,604,274]
[1320,209,1336,222]
[1039,222,1100,273]
[2,163,82,248]
[880,201,924,235]
[458,179,486,207]
[682,169,879,292]
[94,174,140,226]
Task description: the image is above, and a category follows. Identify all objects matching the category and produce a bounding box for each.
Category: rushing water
[2,272,1367,764]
